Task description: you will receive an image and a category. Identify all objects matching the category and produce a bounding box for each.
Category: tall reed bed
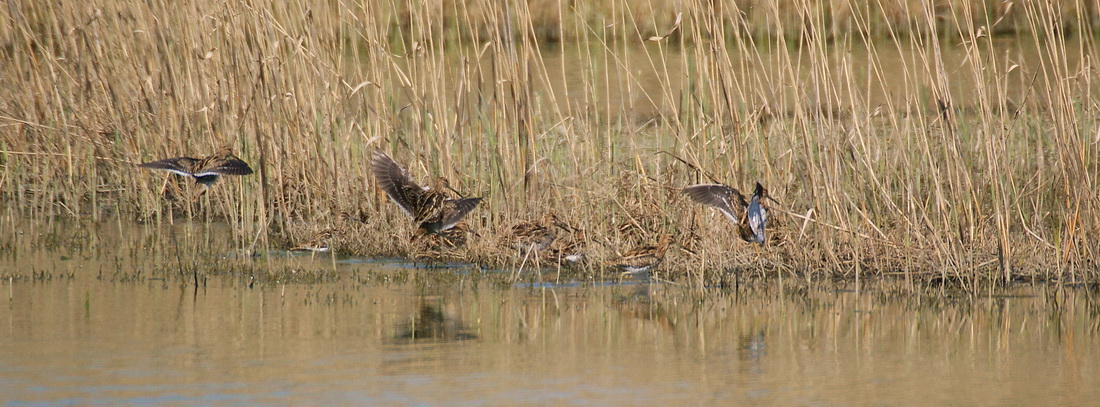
[0,0,1096,287]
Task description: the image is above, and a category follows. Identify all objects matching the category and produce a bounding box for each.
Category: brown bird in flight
[138,148,253,187]
[371,150,482,234]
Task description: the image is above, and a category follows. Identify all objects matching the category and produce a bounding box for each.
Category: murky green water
[2,218,1098,405]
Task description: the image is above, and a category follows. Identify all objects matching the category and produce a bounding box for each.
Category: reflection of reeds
[1,0,1097,287]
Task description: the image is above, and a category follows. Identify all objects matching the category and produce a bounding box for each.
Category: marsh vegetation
[1,0,1098,288]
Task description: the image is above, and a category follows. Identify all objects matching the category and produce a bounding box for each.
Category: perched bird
[506,213,560,253]
[549,222,588,265]
[371,150,482,235]
[138,148,253,187]
[682,182,774,245]
[289,212,364,253]
[291,229,336,253]
[611,234,674,275]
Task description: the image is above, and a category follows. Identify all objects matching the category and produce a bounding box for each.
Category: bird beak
[446,185,466,198]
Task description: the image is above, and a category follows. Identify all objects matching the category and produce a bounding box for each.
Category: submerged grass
[1,0,1098,289]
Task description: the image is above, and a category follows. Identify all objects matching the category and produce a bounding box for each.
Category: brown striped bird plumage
[611,234,674,274]
[506,213,560,253]
[371,150,482,234]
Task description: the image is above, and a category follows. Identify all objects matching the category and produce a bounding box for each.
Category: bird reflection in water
[393,298,478,343]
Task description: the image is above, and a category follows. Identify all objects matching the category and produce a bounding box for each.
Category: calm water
[1,218,1098,406]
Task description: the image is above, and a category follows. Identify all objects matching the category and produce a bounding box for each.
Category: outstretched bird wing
[371,150,429,219]
[682,184,748,223]
[433,198,483,232]
[194,155,254,177]
[138,157,200,177]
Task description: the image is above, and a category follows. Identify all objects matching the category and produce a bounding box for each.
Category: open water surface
[1,218,1098,406]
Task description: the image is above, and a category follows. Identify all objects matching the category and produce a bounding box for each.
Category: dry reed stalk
[0,0,1097,287]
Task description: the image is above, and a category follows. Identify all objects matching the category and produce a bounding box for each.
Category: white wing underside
[165,169,196,178]
[716,202,740,224]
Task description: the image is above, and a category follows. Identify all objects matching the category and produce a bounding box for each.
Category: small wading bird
[611,233,674,276]
[551,234,587,265]
[549,221,588,265]
[682,182,775,244]
[508,213,590,266]
[507,213,561,253]
[291,229,336,253]
[137,148,254,187]
[371,150,483,236]
[289,211,365,253]
[505,213,566,278]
